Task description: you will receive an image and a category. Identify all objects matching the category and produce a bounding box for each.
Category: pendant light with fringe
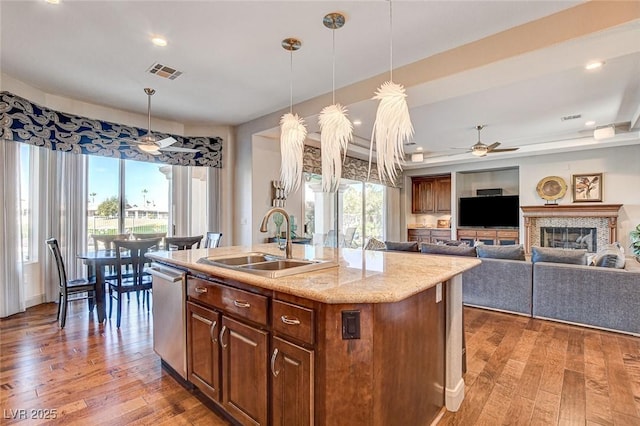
[279,37,307,194]
[319,12,353,193]
[369,0,414,184]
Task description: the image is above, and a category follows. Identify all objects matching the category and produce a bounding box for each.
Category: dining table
[76,249,134,323]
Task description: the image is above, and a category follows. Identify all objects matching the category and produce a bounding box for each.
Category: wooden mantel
[520,204,623,253]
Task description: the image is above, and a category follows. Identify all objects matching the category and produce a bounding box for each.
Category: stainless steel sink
[208,253,279,266]
[197,252,337,278]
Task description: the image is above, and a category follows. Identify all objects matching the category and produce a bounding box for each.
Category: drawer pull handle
[281,315,301,325]
[270,348,280,377]
[219,325,228,349]
[233,300,251,308]
[194,287,208,294]
[209,320,218,344]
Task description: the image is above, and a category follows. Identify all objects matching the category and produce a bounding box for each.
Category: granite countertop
[146,244,480,304]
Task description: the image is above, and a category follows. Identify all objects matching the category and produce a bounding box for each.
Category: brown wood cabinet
[185,274,446,426]
[187,277,270,426]
[457,228,519,245]
[407,228,451,244]
[271,336,314,426]
[221,316,268,426]
[411,175,451,214]
[187,302,221,402]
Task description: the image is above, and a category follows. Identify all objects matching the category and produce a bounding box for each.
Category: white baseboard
[446,377,465,412]
[25,294,46,308]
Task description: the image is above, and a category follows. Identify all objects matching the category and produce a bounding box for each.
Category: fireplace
[520,204,622,254]
[540,227,597,252]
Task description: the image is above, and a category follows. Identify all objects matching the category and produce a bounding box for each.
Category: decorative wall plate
[536,176,567,201]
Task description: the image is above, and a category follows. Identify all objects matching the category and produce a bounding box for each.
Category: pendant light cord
[332,27,336,105]
[289,49,294,114]
[389,0,394,82]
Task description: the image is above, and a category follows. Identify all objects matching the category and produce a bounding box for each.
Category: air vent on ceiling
[147,63,183,80]
[561,114,582,121]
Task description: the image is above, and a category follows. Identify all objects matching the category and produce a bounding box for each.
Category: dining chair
[107,238,161,328]
[165,235,203,250]
[133,232,166,250]
[46,237,97,328]
[204,232,223,248]
[90,233,130,251]
[343,227,357,248]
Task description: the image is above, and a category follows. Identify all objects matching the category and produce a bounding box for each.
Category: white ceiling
[2,1,639,166]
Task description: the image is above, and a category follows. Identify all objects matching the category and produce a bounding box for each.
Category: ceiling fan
[467,125,519,157]
[126,88,199,155]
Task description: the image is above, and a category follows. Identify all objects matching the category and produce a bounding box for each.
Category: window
[87,157,170,249]
[19,144,37,262]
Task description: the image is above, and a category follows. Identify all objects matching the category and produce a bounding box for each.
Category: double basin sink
[197,252,337,278]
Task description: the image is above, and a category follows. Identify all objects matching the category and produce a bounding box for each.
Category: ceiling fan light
[471,147,487,157]
[138,144,159,153]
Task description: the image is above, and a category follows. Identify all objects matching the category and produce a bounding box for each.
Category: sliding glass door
[303,173,386,248]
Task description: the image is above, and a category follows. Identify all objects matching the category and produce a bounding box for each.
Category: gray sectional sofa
[533,261,640,335]
[379,240,640,336]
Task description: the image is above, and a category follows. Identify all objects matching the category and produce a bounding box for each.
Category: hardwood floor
[1,302,638,425]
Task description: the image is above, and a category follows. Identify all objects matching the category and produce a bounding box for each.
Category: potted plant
[631,224,640,262]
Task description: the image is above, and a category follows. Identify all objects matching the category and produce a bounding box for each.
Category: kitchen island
[147,244,479,426]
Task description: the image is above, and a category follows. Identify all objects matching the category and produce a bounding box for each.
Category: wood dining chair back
[133,232,166,249]
[46,237,97,328]
[204,232,223,248]
[90,233,130,251]
[165,235,203,250]
[107,238,161,328]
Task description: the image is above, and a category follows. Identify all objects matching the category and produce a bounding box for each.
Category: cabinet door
[412,178,434,213]
[271,337,314,426]
[435,177,451,212]
[187,302,221,401]
[221,316,269,426]
[497,230,519,245]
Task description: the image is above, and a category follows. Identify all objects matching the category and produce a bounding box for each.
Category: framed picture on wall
[572,173,603,202]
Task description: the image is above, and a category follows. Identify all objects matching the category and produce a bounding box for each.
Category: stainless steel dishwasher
[149,262,187,379]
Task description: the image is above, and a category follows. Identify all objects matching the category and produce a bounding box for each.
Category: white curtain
[172,165,221,240]
[0,140,25,317]
[38,148,87,303]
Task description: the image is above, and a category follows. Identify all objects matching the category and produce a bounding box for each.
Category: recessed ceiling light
[45,0,60,4]
[585,120,596,127]
[585,61,604,70]
[352,119,362,126]
[151,36,168,47]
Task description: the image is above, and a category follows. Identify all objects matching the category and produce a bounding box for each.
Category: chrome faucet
[260,207,292,259]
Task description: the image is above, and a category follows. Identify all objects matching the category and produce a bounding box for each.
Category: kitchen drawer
[476,230,497,238]
[272,300,315,345]
[188,278,268,326]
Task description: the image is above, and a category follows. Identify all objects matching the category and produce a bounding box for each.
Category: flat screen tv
[458,195,519,228]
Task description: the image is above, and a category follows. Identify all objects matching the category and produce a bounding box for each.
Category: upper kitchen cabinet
[411,175,451,214]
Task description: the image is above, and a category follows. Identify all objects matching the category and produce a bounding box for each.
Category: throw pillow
[434,239,469,247]
[384,241,419,252]
[531,246,587,265]
[591,242,626,269]
[421,243,477,257]
[476,244,526,261]
[364,237,386,251]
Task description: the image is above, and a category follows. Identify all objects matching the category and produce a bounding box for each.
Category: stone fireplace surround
[520,204,622,254]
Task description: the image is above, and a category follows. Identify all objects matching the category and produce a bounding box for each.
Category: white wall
[403,144,640,251]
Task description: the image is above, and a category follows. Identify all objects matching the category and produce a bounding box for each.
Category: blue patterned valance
[0,91,222,168]
[303,145,401,188]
